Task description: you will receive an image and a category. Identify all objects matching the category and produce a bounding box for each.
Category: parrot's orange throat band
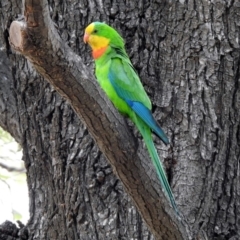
[92,46,108,59]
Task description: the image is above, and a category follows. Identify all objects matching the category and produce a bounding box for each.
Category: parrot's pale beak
[83,33,89,43]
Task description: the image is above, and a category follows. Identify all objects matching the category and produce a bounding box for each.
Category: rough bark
[8,0,188,239]
[0,0,239,240]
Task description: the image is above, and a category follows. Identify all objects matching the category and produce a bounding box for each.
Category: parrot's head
[84,22,124,58]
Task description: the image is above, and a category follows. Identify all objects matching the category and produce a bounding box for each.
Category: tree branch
[9,0,190,239]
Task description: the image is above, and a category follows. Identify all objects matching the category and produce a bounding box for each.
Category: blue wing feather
[126,101,169,144]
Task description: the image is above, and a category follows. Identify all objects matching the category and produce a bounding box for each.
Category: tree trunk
[0,0,239,240]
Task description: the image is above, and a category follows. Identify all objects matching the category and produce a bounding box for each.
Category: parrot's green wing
[108,55,169,144]
[109,56,152,109]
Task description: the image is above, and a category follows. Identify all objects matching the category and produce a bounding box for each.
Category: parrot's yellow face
[84,23,110,51]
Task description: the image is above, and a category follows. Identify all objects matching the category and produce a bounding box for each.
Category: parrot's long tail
[133,114,179,214]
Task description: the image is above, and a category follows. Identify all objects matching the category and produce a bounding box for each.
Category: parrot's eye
[93,29,98,34]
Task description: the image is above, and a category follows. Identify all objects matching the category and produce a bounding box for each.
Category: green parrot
[84,22,178,214]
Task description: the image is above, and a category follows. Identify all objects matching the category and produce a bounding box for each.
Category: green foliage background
[0,127,28,223]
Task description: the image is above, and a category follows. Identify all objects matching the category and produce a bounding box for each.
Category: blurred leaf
[0,127,13,143]
[0,127,22,163]
[13,209,22,221]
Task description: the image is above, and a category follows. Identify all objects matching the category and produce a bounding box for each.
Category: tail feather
[133,114,178,214]
[145,134,179,214]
